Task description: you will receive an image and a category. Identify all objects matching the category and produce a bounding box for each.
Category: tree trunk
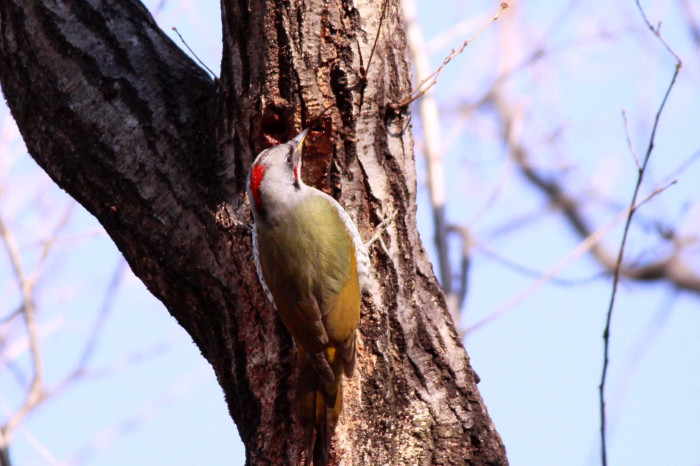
[0,0,507,464]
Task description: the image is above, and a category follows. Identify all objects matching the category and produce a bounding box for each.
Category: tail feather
[313,395,329,466]
[296,348,344,466]
[337,333,356,377]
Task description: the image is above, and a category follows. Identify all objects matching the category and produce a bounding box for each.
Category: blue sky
[1,1,699,465]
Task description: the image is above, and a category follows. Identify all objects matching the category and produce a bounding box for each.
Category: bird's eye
[286,151,294,165]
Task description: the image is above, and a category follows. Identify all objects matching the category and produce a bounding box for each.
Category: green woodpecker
[247,129,369,465]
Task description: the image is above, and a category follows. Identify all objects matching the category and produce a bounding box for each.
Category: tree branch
[489,92,700,295]
[600,3,683,463]
[1,1,507,463]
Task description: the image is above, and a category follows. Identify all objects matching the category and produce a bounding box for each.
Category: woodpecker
[247,129,369,465]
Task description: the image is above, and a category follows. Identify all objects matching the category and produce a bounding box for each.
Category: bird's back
[256,191,360,353]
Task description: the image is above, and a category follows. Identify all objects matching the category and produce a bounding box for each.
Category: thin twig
[18,425,61,465]
[365,0,391,75]
[171,27,218,80]
[446,225,472,310]
[491,90,700,294]
[599,4,682,464]
[53,339,174,394]
[391,2,509,109]
[476,241,606,286]
[606,288,677,439]
[76,259,127,369]
[635,1,683,62]
[621,110,641,170]
[0,307,22,325]
[465,181,675,335]
[0,215,44,441]
[153,0,167,16]
[678,0,700,46]
[365,210,397,248]
[0,316,63,366]
[27,204,74,288]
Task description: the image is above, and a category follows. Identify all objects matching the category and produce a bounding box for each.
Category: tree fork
[0,0,506,464]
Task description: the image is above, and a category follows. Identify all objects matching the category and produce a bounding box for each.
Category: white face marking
[247,139,307,223]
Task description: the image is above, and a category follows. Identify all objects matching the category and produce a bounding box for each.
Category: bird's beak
[292,128,309,153]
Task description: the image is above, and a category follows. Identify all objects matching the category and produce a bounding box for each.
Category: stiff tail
[296,348,343,466]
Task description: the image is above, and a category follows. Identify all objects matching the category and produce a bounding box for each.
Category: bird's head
[247,128,309,218]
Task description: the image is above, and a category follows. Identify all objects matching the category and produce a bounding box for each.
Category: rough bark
[0,0,506,464]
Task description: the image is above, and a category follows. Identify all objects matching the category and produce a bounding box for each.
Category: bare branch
[0,214,44,445]
[678,0,700,46]
[17,425,60,465]
[76,259,127,369]
[476,241,606,286]
[0,307,22,325]
[607,289,677,436]
[465,181,675,335]
[446,225,472,311]
[27,204,74,288]
[52,339,174,396]
[599,4,683,464]
[490,91,700,295]
[635,1,683,63]
[621,110,641,170]
[365,0,391,76]
[364,210,397,248]
[0,316,63,367]
[392,2,509,109]
[171,27,218,80]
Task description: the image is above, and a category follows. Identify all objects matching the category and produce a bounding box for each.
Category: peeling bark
[0,0,507,464]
